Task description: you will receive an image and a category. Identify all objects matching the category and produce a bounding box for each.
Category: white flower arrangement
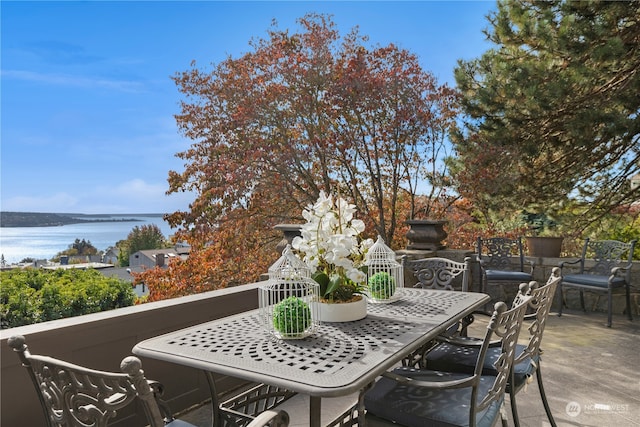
[292,191,374,302]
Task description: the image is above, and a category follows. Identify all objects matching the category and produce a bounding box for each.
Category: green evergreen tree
[53,238,99,261]
[451,0,640,228]
[117,224,167,266]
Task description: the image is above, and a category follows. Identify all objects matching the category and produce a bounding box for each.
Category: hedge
[1,268,136,328]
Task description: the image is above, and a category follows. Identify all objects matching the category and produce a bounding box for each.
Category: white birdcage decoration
[267,244,311,280]
[365,235,404,303]
[259,245,320,339]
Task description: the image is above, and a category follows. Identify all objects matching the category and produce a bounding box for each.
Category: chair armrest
[246,410,290,427]
[613,259,633,272]
[611,265,632,279]
[435,335,501,348]
[148,380,174,422]
[524,258,535,274]
[382,370,477,390]
[558,258,581,269]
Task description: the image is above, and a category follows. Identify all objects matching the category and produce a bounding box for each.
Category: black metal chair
[422,268,562,427]
[363,296,532,427]
[558,238,636,327]
[403,256,473,336]
[7,335,289,427]
[476,236,534,311]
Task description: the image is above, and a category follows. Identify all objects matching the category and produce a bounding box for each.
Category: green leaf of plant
[311,271,330,296]
[325,275,344,297]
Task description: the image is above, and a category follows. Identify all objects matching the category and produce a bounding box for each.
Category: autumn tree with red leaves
[140,13,460,299]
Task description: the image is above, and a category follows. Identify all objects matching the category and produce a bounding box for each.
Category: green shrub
[0,268,136,328]
[0,278,39,328]
[272,296,311,336]
[604,218,640,260]
[368,272,396,299]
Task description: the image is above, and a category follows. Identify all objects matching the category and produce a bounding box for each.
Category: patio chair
[403,256,474,336]
[7,335,290,427]
[422,268,562,427]
[364,295,532,427]
[476,236,534,311]
[558,238,636,327]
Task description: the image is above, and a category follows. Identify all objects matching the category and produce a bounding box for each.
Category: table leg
[204,371,221,427]
[310,396,321,427]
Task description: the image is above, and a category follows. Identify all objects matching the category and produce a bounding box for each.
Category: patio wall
[0,282,264,427]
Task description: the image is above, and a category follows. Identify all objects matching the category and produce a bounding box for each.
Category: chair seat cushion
[167,420,198,427]
[485,270,532,282]
[424,341,536,384]
[364,367,502,427]
[562,274,626,289]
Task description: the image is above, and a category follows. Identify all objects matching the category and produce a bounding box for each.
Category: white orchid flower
[292,192,373,300]
[347,268,367,284]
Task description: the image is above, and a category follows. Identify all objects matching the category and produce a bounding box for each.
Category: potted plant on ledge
[520,211,564,258]
[292,191,374,322]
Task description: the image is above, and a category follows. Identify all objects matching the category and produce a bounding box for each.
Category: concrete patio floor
[178,308,639,427]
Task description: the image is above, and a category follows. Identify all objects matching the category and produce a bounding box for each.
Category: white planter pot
[315,297,367,323]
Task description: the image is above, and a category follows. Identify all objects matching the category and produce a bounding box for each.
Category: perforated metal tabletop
[133,288,489,426]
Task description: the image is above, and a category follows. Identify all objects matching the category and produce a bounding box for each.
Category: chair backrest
[7,335,167,427]
[402,256,471,291]
[578,238,637,278]
[477,236,526,272]
[512,267,562,365]
[472,296,531,422]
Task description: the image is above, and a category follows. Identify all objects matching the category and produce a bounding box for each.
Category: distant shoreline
[0,212,163,228]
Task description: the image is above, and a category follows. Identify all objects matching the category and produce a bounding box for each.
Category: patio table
[133,287,490,427]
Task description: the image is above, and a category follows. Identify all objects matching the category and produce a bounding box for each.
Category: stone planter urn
[525,236,564,258]
[405,219,448,250]
[274,224,302,255]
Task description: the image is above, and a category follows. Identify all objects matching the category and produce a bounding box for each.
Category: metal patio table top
[133,288,490,426]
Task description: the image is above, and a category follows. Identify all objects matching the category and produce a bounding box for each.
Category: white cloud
[1,69,145,93]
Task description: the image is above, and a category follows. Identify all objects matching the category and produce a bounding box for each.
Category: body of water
[0,215,175,264]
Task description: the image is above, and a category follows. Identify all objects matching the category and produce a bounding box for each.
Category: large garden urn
[274,224,302,255]
[405,219,448,250]
[525,236,564,258]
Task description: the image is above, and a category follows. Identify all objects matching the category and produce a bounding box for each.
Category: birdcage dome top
[268,244,311,279]
[365,235,398,265]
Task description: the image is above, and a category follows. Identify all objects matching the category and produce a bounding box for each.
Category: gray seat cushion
[485,270,532,282]
[562,274,626,288]
[424,341,536,392]
[167,420,198,427]
[364,367,502,427]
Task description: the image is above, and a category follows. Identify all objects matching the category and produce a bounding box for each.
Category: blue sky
[1,1,496,214]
